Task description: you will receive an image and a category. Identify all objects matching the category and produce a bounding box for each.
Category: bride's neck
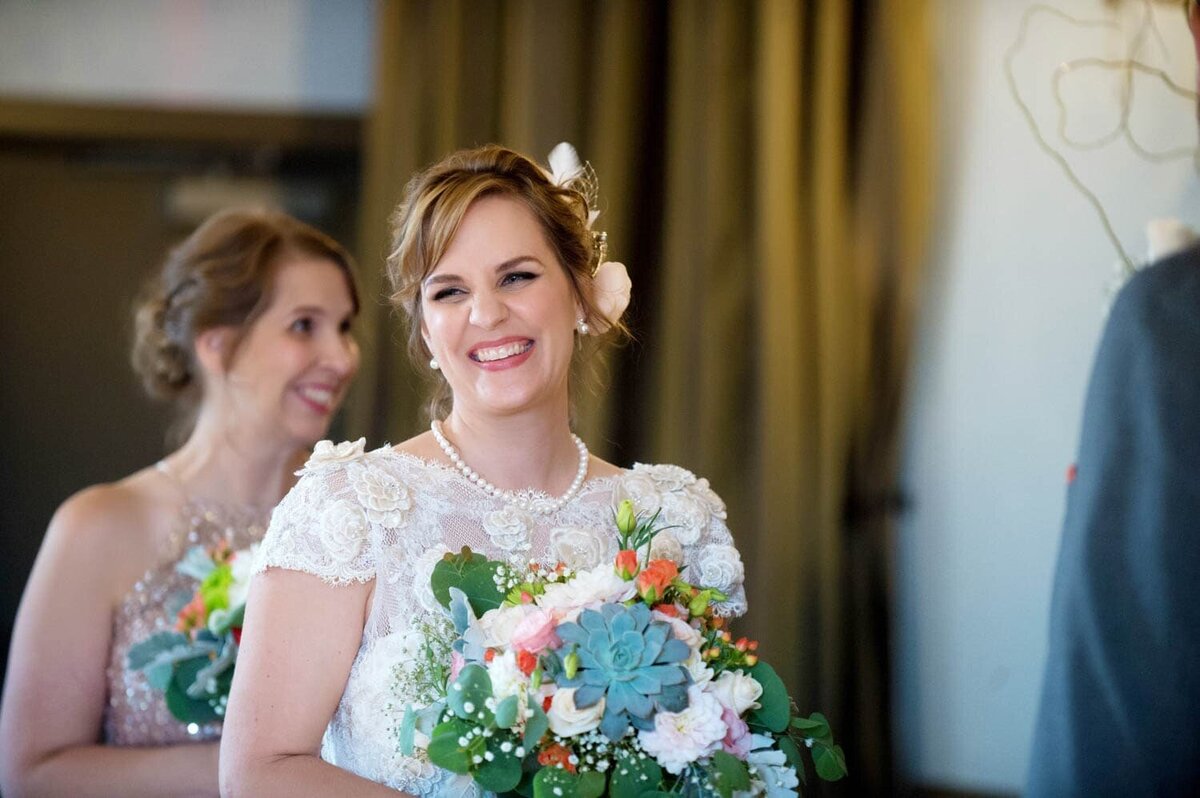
[166,407,306,510]
[441,404,582,495]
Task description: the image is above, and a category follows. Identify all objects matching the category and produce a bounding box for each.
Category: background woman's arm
[0,487,223,798]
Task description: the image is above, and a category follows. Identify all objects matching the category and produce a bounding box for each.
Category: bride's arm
[218,568,401,797]
[0,488,222,798]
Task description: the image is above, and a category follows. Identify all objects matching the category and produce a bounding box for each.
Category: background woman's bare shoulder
[46,466,181,585]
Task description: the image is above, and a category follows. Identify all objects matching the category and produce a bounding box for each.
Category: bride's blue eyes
[501,271,537,286]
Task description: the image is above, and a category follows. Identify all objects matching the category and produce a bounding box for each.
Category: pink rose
[510,608,561,653]
[449,650,466,683]
[721,706,752,759]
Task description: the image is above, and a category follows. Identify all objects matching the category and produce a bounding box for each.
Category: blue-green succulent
[554,602,691,740]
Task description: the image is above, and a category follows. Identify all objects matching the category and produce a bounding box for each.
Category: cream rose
[476,604,536,648]
[547,687,605,737]
[707,669,763,714]
[318,499,370,564]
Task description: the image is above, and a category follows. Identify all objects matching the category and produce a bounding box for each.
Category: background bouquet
[127,540,256,723]
[404,501,845,797]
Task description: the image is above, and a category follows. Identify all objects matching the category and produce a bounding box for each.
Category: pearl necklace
[430,420,590,515]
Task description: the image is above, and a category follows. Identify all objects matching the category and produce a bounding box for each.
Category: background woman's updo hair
[386,144,624,418]
[132,208,359,436]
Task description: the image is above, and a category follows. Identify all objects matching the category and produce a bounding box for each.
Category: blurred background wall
[1,1,1195,797]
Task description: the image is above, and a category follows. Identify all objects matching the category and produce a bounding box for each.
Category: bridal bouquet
[127,540,256,723]
[403,502,845,797]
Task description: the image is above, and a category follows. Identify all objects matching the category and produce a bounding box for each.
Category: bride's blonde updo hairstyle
[387,144,626,418]
[132,208,358,438]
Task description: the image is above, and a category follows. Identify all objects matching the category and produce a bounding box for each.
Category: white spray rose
[707,669,763,714]
[546,687,606,737]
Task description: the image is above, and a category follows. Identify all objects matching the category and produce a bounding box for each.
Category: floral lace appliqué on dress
[255,444,748,796]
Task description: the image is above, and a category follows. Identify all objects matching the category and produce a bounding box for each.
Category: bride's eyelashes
[430,271,539,302]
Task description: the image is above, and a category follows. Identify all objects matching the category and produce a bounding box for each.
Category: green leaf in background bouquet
[493,694,520,729]
[522,701,549,749]
[776,734,806,784]
[164,657,223,724]
[532,767,605,798]
[432,548,506,617]
[745,661,790,732]
[608,748,663,798]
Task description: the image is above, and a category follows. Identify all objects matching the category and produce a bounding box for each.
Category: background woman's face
[222,256,359,446]
[420,194,580,419]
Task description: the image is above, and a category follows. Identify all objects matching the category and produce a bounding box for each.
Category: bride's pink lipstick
[468,336,535,371]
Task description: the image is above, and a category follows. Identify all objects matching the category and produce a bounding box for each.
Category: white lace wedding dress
[255,443,748,795]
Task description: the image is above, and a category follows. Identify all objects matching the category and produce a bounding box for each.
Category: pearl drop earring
[429,357,440,370]
[576,317,590,335]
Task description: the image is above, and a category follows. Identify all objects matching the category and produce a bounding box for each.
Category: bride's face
[420,194,581,418]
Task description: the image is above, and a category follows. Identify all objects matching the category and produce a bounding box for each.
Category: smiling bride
[218,144,747,797]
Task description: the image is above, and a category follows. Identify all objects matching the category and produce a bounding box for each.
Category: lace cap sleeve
[255,441,387,585]
[622,464,748,617]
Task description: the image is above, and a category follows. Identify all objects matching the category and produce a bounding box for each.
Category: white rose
[483,507,533,558]
[486,650,527,701]
[476,604,536,648]
[694,544,745,593]
[300,438,366,472]
[411,547,450,614]
[318,499,370,564]
[661,491,707,546]
[683,648,714,688]
[351,467,411,528]
[648,531,684,565]
[707,669,763,714]
[550,526,609,569]
[539,566,636,612]
[547,687,606,736]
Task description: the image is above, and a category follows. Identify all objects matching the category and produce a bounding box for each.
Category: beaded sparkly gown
[103,490,269,745]
[254,442,748,795]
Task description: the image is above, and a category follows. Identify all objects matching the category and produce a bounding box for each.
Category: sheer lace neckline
[379,447,626,504]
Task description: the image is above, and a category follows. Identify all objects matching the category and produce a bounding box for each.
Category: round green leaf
[609,749,663,798]
[813,743,847,781]
[427,719,474,774]
[746,661,790,732]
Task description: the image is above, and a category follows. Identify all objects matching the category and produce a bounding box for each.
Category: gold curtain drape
[353,2,933,793]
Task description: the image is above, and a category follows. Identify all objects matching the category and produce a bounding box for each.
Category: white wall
[896,0,1199,793]
[0,0,375,112]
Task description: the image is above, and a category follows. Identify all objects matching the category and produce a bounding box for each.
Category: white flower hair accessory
[545,142,631,334]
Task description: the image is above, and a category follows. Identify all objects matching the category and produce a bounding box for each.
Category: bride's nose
[469,289,508,329]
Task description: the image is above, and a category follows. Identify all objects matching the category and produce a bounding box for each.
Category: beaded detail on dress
[103,498,269,746]
[254,444,748,795]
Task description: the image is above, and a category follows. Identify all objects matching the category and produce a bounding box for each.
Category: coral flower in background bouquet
[404,500,846,797]
[127,540,256,723]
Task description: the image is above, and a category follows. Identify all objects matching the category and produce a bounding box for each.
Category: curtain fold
[355,2,933,792]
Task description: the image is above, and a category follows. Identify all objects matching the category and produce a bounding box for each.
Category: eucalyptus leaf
[813,743,847,781]
[494,694,520,729]
[746,661,790,732]
[522,702,549,749]
[175,545,216,580]
[126,631,190,670]
[428,719,474,774]
[399,704,417,756]
[609,748,663,798]
[432,550,506,616]
[709,750,751,798]
[474,739,523,793]
[777,735,806,784]
[447,664,495,726]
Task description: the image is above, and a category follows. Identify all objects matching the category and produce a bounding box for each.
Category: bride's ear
[194,327,234,377]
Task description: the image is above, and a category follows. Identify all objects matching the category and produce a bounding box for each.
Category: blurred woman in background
[0,208,361,797]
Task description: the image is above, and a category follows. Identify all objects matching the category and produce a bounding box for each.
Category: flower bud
[614,549,640,580]
[616,499,637,536]
[564,650,580,680]
[745,654,759,666]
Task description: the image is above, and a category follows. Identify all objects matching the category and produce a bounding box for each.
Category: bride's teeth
[474,341,531,362]
[301,387,333,404]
